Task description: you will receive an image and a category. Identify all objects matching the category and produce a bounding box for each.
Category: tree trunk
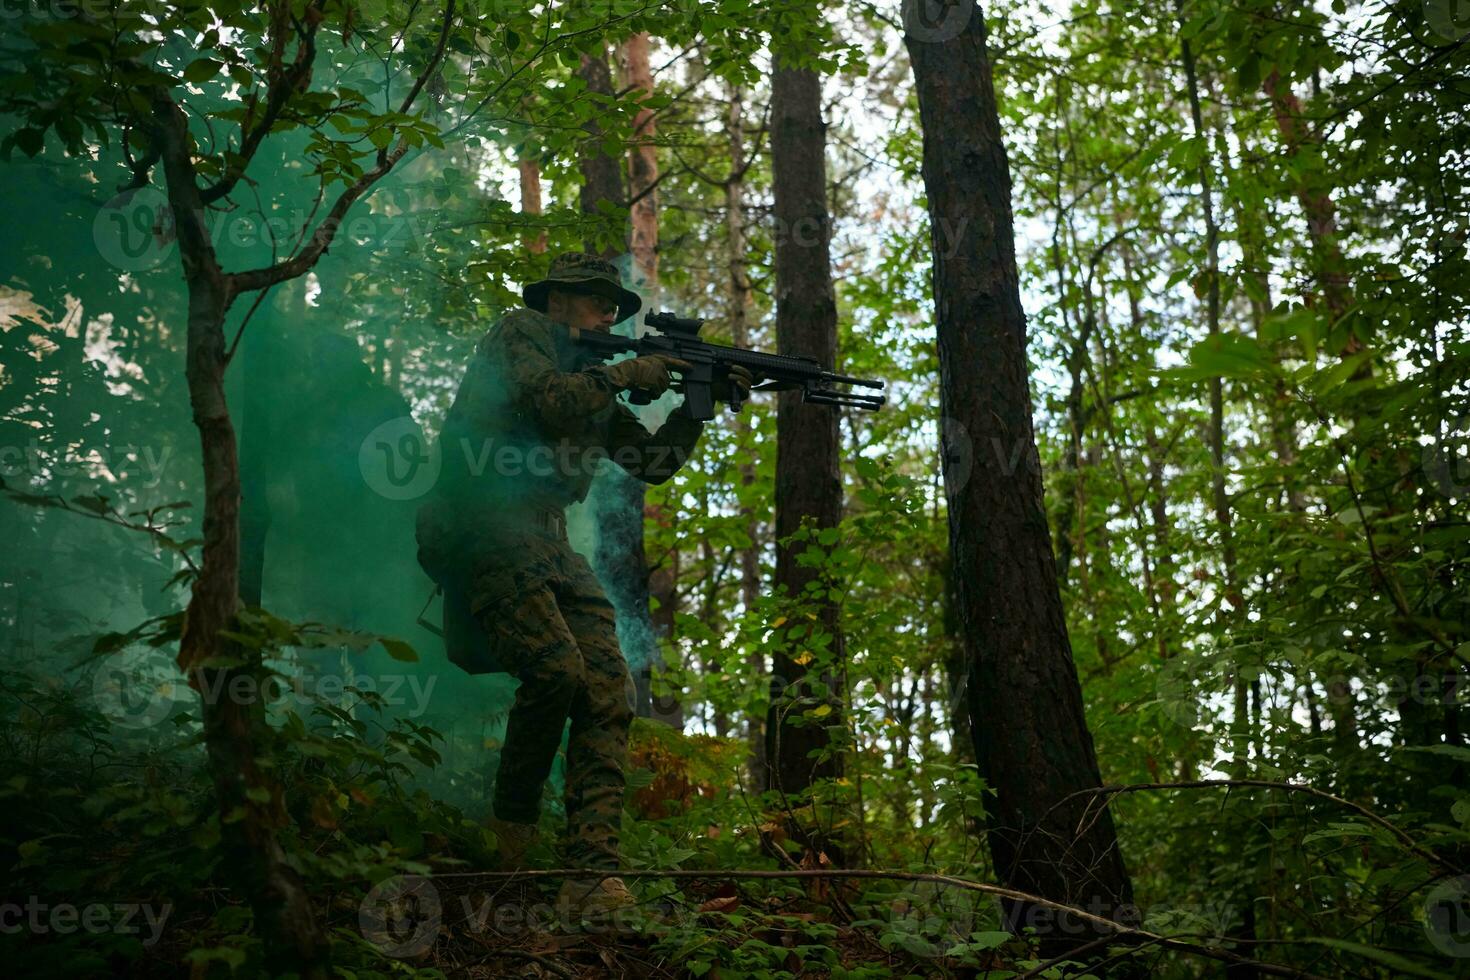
[763,54,846,818]
[518,155,546,254]
[576,48,671,725]
[1261,70,1357,353]
[1180,22,1258,976]
[621,32,658,295]
[619,33,681,729]
[904,1,1135,946]
[1177,13,1246,765]
[151,92,329,976]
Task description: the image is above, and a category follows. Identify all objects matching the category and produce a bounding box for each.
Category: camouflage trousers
[470,516,634,871]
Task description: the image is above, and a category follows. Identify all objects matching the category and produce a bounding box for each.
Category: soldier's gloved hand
[602,354,692,397]
[713,364,758,409]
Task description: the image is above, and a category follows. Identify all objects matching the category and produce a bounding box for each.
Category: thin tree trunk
[575,48,669,726]
[905,2,1135,949]
[617,33,682,729]
[764,53,846,826]
[1176,5,1246,769]
[1262,70,1357,353]
[518,156,546,255]
[622,32,658,294]
[1179,20,1257,977]
[152,91,329,977]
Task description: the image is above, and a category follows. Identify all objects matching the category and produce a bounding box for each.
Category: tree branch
[227,0,456,298]
[200,0,324,205]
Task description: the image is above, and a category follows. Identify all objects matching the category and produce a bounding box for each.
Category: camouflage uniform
[417,302,703,870]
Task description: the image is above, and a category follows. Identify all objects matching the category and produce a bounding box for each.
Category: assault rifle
[569,310,886,422]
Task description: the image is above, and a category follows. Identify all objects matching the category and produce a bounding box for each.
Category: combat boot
[556,875,641,932]
[484,816,539,871]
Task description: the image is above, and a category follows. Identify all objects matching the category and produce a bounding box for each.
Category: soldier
[415,253,752,924]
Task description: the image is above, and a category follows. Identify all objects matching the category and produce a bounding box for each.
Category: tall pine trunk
[619,32,682,728]
[904,1,1134,945]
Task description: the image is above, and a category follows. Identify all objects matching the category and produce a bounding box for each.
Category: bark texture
[1262,70,1356,348]
[576,48,669,723]
[619,33,682,728]
[151,91,330,976]
[764,56,845,805]
[518,155,546,254]
[904,1,1134,942]
[622,32,659,293]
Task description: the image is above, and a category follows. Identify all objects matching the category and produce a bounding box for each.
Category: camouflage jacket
[416,307,703,579]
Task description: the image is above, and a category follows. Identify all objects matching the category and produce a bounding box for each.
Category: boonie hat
[522,251,642,323]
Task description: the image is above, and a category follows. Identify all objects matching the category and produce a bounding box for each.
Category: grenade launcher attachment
[570,310,887,422]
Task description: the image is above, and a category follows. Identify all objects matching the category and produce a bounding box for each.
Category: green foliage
[2,0,1468,975]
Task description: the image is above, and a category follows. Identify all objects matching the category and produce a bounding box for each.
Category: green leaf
[1305,939,1446,978]
[1301,821,1373,844]
[1170,332,1276,382]
[379,637,419,662]
[14,127,45,157]
[1403,744,1470,764]
[182,58,224,83]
